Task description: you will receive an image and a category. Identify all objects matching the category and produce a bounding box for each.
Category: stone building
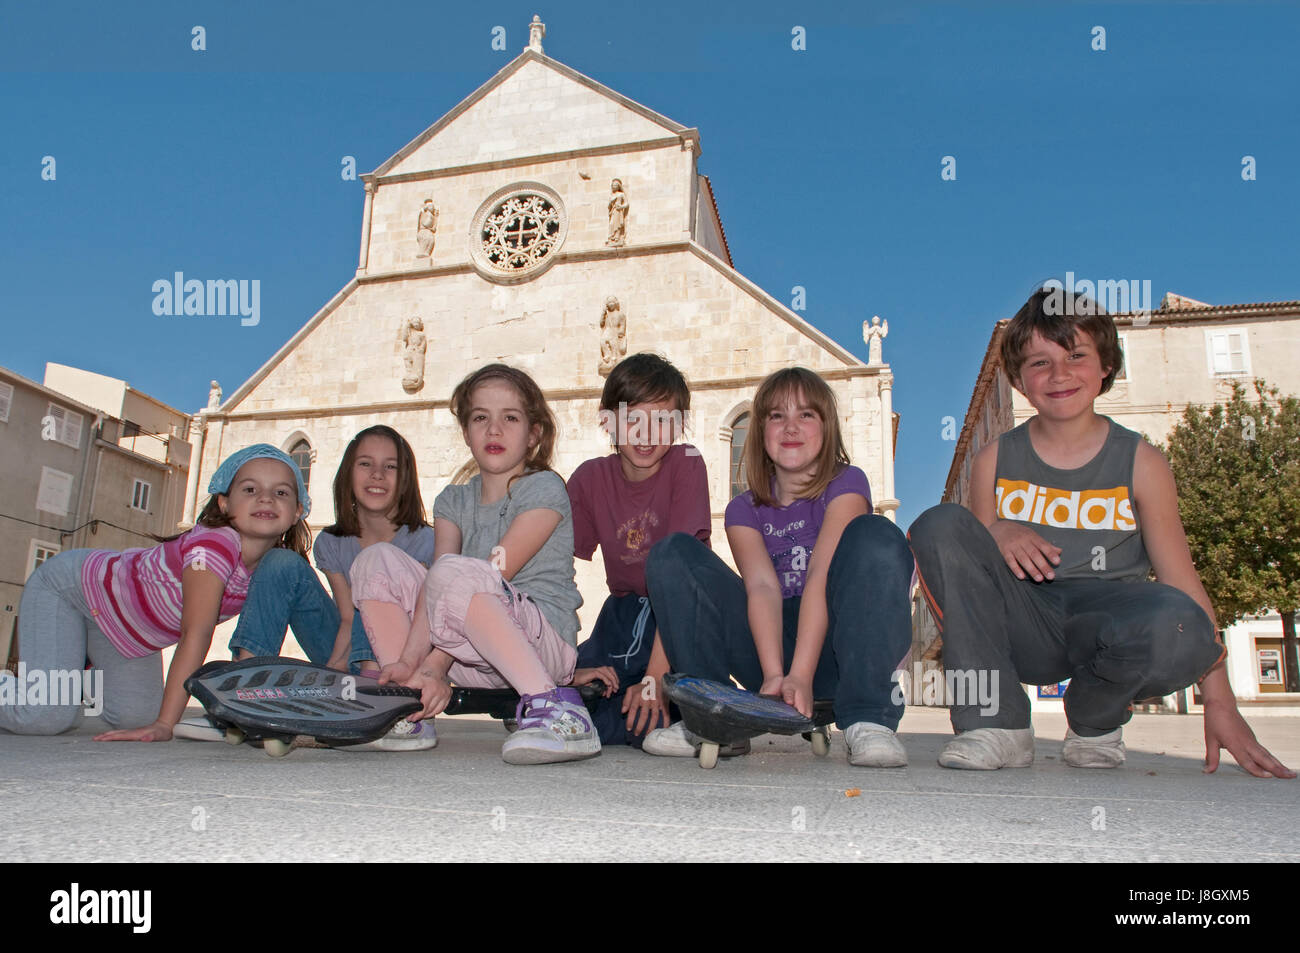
[182,20,899,646]
[0,365,192,668]
[936,293,1300,710]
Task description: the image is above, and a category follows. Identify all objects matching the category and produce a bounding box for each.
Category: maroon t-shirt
[568,443,711,596]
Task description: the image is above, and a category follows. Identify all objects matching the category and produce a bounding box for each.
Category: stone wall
[386,58,680,174]
[236,250,865,414]
[366,146,692,276]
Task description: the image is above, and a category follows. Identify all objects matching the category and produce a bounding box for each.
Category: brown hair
[601,353,691,414]
[743,367,850,508]
[323,426,428,537]
[450,364,556,486]
[1001,285,1123,394]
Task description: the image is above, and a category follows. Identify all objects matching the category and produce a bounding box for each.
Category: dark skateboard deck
[185,657,421,752]
[436,683,607,719]
[186,657,607,755]
[662,673,835,767]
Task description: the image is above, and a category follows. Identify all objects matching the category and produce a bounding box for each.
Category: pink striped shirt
[80,525,252,659]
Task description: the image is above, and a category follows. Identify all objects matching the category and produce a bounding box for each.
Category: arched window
[289,439,313,494]
[729,412,749,499]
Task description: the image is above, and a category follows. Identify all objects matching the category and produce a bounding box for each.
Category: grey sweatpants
[908,505,1223,736]
[0,550,163,735]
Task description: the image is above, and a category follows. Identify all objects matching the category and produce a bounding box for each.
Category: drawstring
[613,597,652,664]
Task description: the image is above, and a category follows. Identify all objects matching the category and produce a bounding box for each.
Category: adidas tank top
[993,417,1151,582]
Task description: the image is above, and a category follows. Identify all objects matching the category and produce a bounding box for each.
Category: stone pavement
[2,707,1295,862]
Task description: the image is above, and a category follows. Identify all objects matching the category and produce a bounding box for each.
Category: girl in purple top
[643,368,914,767]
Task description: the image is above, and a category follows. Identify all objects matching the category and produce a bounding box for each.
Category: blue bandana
[207,444,311,518]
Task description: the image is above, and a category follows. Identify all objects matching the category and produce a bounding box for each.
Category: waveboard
[662,672,835,768]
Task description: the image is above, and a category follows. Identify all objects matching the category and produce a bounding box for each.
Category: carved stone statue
[400,317,427,392]
[606,179,628,247]
[598,297,627,376]
[864,314,889,366]
[415,199,438,261]
[207,380,222,409]
[528,15,546,53]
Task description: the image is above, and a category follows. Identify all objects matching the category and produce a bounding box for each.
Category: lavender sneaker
[501,687,601,765]
[339,717,437,752]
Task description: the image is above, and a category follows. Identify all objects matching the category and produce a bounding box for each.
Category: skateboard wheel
[224,727,245,746]
[698,741,719,769]
[263,738,292,758]
[811,726,830,756]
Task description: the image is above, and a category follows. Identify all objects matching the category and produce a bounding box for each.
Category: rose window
[469,183,568,284]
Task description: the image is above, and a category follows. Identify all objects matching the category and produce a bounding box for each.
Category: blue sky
[2,0,1297,527]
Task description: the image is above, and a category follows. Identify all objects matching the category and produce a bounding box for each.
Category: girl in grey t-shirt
[359,365,613,765]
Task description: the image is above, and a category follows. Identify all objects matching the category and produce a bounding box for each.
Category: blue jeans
[644,515,914,730]
[227,549,373,670]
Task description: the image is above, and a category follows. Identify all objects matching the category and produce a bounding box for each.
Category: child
[568,353,711,747]
[314,425,435,674]
[908,287,1294,777]
[643,367,915,767]
[360,364,614,764]
[312,425,437,751]
[0,444,310,740]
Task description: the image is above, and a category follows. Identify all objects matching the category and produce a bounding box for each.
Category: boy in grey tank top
[909,287,1292,778]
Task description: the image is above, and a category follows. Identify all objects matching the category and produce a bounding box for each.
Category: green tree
[1162,380,1300,692]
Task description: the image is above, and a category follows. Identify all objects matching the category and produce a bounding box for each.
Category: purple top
[724,466,871,599]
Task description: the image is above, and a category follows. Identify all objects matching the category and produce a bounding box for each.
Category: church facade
[181,22,898,636]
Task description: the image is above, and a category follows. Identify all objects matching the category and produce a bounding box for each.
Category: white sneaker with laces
[938,726,1034,770]
[340,717,437,752]
[844,722,908,767]
[1063,727,1125,768]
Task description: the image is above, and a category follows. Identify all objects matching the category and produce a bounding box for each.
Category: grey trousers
[907,504,1222,736]
[0,550,163,734]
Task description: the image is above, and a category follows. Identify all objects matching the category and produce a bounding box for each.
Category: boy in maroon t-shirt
[568,354,711,746]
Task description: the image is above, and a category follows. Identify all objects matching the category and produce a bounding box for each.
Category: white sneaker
[1063,727,1125,768]
[341,717,437,752]
[642,722,697,757]
[844,722,908,767]
[173,715,225,742]
[938,726,1034,770]
[501,688,601,765]
[641,721,751,758]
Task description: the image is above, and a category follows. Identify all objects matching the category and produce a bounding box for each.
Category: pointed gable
[376,52,689,177]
